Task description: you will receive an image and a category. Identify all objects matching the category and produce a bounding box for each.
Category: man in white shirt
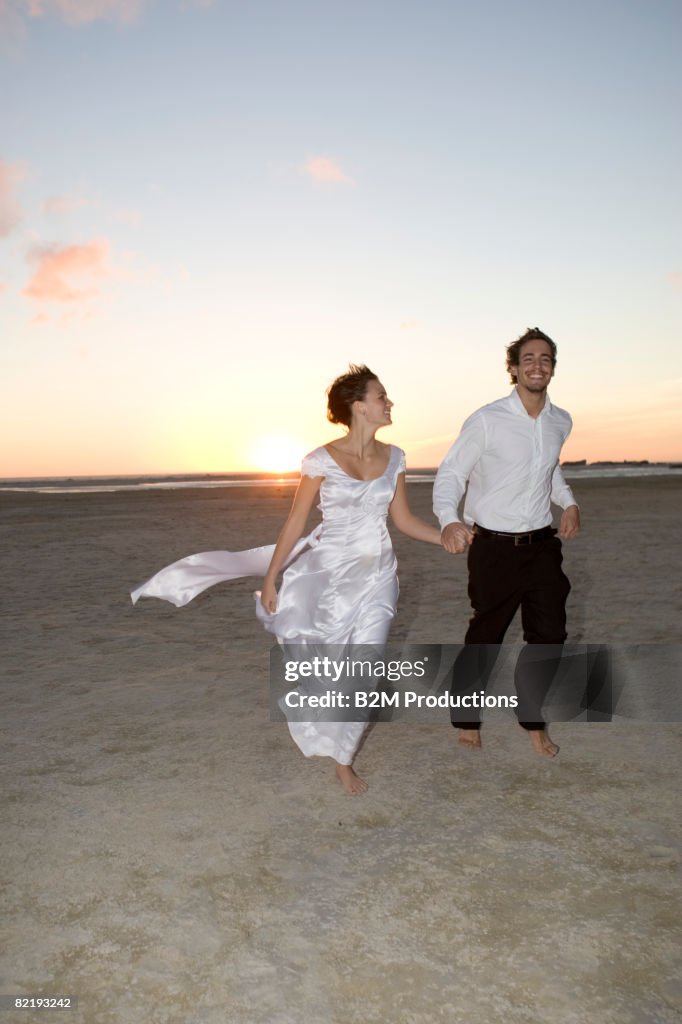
[433,327,581,756]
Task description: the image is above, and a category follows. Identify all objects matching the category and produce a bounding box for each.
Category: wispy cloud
[0,160,26,238]
[43,193,92,216]
[667,271,682,293]
[11,0,210,24]
[25,0,143,24]
[112,206,142,226]
[302,156,354,185]
[24,239,110,303]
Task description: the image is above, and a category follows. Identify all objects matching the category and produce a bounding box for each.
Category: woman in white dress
[257,365,442,794]
[131,365,444,795]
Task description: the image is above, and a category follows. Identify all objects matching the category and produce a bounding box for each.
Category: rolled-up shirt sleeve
[550,463,577,510]
[433,412,486,530]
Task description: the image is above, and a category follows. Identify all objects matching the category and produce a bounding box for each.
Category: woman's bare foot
[335,764,368,795]
[458,729,482,749]
[527,729,559,757]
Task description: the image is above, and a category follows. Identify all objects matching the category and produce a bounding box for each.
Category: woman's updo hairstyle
[326,364,378,427]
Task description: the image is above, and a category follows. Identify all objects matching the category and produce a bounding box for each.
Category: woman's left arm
[389,474,443,545]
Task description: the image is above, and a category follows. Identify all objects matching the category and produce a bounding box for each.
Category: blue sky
[1,0,680,474]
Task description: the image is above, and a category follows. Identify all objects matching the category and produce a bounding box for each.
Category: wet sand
[1,477,681,1023]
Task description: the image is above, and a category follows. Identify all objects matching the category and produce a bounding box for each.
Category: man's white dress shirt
[433,389,576,533]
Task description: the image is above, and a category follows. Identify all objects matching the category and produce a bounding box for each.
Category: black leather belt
[473,524,555,546]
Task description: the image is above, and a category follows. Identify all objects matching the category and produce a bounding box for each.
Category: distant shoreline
[2,462,682,495]
[561,459,682,468]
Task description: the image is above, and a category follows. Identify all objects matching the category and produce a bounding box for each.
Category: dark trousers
[451,531,570,730]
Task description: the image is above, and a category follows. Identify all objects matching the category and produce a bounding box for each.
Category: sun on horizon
[250,436,305,475]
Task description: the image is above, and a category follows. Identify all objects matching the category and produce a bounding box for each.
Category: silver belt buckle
[514,532,532,546]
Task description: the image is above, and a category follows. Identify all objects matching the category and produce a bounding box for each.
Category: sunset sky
[1,0,681,476]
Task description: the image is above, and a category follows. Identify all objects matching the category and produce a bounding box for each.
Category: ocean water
[0,465,680,495]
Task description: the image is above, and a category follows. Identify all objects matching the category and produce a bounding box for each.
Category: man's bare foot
[335,764,368,795]
[527,729,559,757]
[458,729,482,749]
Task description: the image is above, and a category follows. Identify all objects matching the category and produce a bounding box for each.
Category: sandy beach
[1,476,681,1024]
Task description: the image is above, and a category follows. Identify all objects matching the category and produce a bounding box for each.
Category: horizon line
[2,458,682,484]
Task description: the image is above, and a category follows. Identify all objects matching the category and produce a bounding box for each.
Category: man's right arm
[433,412,485,552]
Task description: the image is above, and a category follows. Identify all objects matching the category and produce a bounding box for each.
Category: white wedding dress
[131,444,406,764]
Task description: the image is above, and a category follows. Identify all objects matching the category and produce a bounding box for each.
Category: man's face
[515,339,555,393]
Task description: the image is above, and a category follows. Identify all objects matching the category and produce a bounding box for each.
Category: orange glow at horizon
[1,410,680,478]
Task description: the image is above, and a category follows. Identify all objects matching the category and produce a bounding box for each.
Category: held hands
[558,504,581,540]
[260,580,278,614]
[440,522,474,555]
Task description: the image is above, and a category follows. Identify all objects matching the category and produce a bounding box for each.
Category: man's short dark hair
[506,327,557,384]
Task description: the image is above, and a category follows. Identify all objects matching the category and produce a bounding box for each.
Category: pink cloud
[24,239,110,303]
[43,193,92,216]
[0,160,26,237]
[302,157,354,185]
[668,271,682,293]
[4,0,209,26]
[26,0,142,24]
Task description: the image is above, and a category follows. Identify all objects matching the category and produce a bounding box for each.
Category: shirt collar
[510,387,552,417]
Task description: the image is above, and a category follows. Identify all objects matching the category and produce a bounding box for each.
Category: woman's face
[356,379,393,427]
